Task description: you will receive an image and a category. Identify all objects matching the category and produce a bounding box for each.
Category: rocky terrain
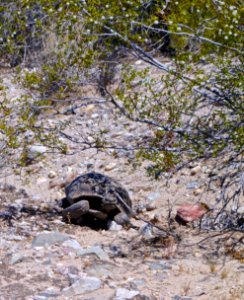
[0,69,243,300]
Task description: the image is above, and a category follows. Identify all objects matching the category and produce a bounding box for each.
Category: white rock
[28,145,47,159]
[91,113,99,119]
[237,206,244,214]
[104,163,117,171]
[114,288,139,300]
[108,221,123,231]
[36,177,48,185]
[135,60,142,65]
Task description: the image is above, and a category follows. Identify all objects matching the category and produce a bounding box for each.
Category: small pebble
[108,221,123,231]
[84,104,95,114]
[190,165,202,176]
[186,181,199,190]
[48,171,57,179]
[104,163,117,171]
[193,188,202,196]
[36,177,48,185]
[145,203,156,211]
[139,224,153,237]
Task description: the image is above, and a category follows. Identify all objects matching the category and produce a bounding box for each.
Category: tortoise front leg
[113,212,131,226]
[88,209,108,220]
[62,200,89,219]
[113,212,138,229]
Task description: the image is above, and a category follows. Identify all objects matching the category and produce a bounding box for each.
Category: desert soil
[0,68,243,300]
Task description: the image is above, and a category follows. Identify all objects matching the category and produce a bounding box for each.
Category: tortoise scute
[62,172,133,228]
[66,181,82,203]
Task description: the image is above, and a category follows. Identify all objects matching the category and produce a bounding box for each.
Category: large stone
[85,261,119,278]
[10,253,25,265]
[114,288,140,300]
[176,203,208,224]
[35,288,60,299]
[82,288,115,300]
[62,239,83,252]
[147,260,172,271]
[27,145,47,160]
[77,245,109,261]
[62,275,101,296]
[32,231,70,247]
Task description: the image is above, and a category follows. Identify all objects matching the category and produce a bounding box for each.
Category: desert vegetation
[1,2,244,298]
[0,0,243,233]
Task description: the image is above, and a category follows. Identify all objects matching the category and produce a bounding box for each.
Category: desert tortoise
[61,172,133,228]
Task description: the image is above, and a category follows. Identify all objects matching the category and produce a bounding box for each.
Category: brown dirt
[0,69,243,300]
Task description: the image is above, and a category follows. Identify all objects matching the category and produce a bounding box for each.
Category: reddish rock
[176,203,209,224]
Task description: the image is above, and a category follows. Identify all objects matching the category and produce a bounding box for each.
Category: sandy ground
[0,70,243,300]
